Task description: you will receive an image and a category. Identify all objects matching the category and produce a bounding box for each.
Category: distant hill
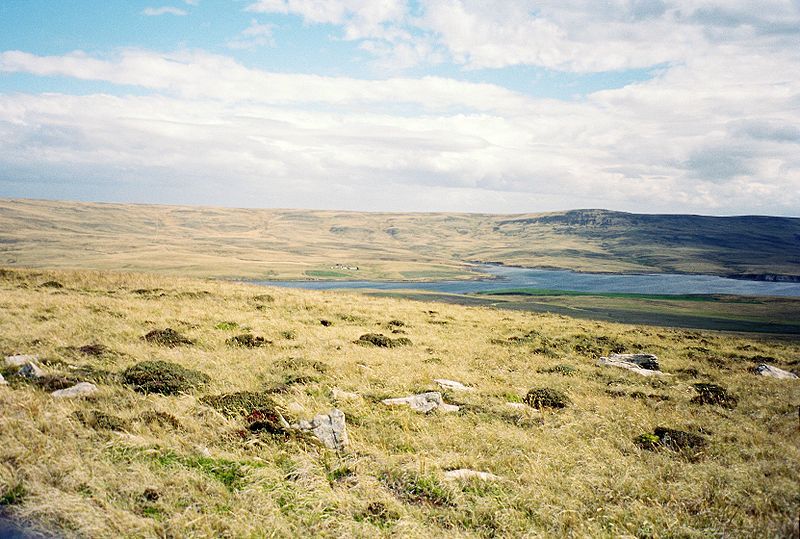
[0,199,798,280]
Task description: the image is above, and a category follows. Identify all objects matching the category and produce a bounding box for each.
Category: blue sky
[0,1,799,215]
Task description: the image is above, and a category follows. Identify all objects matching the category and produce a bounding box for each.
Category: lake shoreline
[245,263,800,298]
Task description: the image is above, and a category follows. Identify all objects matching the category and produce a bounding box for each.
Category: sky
[0,1,799,216]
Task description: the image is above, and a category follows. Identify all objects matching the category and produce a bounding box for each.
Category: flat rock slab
[4,355,39,368]
[604,353,660,371]
[293,409,349,451]
[383,391,459,413]
[434,379,474,391]
[444,469,501,481]
[51,382,98,398]
[755,364,798,379]
[598,357,669,377]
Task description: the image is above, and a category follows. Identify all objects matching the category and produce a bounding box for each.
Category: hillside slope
[0,199,798,279]
[0,268,798,537]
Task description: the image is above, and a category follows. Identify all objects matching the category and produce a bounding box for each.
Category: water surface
[253,265,800,298]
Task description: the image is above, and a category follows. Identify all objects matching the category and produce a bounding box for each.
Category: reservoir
[253,264,800,298]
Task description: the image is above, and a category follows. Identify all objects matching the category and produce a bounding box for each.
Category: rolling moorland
[1,198,799,281]
[0,267,798,537]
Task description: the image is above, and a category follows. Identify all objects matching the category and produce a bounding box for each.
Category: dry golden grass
[0,267,798,538]
[2,198,799,280]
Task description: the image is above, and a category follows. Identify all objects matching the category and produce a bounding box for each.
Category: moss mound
[122,361,209,395]
[226,333,270,348]
[74,409,128,431]
[524,388,571,409]
[137,410,183,430]
[691,383,738,408]
[201,391,290,435]
[638,427,707,452]
[355,333,413,348]
[141,328,193,347]
[200,391,277,418]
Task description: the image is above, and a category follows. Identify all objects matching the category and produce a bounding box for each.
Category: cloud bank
[1,1,798,215]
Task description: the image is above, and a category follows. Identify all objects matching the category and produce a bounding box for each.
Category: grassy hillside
[373,289,800,335]
[1,268,798,537]
[1,198,798,280]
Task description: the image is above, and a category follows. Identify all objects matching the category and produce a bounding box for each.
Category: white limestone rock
[382,392,459,413]
[293,409,349,451]
[603,353,660,371]
[754,364,798,379]
[0,373,6,385]
[4,354,39,368]
[444,469,501,482]
[598,356,669,377]
[434,379,475,392]
[51,382,98,398]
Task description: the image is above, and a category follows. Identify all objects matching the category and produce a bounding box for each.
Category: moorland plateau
[1,198,799,281]
[0,267,798,537]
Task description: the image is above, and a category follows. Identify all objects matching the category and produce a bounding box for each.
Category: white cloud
[2,1,799,214]
[245,0,800,73]
[1,45,798,214]
[227,20,275,50]
[142,6,188,16]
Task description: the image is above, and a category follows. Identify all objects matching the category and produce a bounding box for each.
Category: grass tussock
[0,267,798,537]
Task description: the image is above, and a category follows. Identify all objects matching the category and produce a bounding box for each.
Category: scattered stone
[523,388,571,410]
[355,333,412,348]
[292,409,349,451]
[4,355,38,368]
[443,469,501,482]
[382,392,459,413]
[122,361,209,395]
[754,364,798,379]
[141,328,193,347]
[434,379,475,392]
[320,319,333,327]
[691,383,737,408]
[332,388,361,401]
[0,373,6,386]
[226,333,270,348]
[52,382,98,398]
[17,362,45,380]
[607,353,660,370]
[598,355,668,377]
